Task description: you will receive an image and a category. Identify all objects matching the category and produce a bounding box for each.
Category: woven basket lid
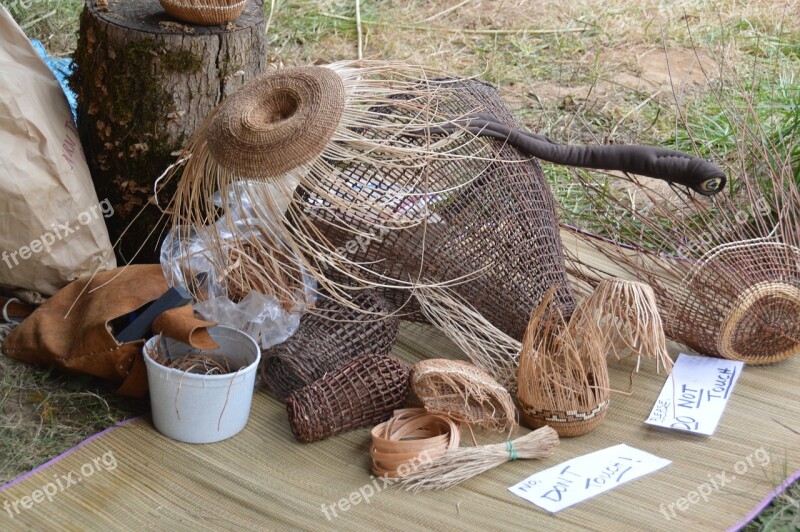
[207,66,346,179]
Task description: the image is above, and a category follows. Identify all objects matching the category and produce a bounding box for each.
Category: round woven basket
[666,242,800,365]
[159,0,247,25]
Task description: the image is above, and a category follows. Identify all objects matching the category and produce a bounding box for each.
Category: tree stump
[70,0,268,264]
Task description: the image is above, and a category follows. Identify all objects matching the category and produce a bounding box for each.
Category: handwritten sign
[646,353,744,435]
[509,444,671,512]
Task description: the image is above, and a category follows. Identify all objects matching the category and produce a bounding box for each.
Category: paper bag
[0,6,116,298]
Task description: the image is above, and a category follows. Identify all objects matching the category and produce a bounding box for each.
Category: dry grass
[0,354,145,485]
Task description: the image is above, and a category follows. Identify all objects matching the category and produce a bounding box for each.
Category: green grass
[669,70,800,184]
[1,0,83,55]
[0,354,145,485]
[744,481,800,531]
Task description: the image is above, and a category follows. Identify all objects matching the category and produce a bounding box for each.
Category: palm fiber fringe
[517,288,610,438]
[168,63,576,343]
[400,426,559,491]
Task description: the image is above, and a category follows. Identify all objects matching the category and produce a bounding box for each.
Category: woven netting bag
[295,77,577,340]
[286,353,411,443]
[260,289,400,402]
[168,61,723,342]
[663,241,800,364]
[167,63,576,341]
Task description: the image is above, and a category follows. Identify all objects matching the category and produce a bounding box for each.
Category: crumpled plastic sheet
[161,182,317,350]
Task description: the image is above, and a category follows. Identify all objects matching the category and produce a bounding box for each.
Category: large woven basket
[159,0,247,25]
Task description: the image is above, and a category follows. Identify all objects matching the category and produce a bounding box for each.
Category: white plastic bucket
[143,326,261,444]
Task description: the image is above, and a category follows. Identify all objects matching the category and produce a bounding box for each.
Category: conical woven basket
[168,65,576,342]
[517,289,610,438]
[159,0,247,25]
[168,62,721,349]
[666,241,800,364]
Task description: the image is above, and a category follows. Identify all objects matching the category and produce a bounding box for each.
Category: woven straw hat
[207,66,346,179]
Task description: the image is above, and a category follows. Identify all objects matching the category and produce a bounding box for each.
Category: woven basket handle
[425,113,727,196]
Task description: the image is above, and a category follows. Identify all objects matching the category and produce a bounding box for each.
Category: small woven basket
[517,288,610,438]
[520,401,609,438]
[159,0,247,25]
[286,354,411,443]
[260,290,400,402]
[412,359,517,433]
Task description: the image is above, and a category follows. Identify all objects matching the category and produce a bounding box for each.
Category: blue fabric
[31,39,77,121]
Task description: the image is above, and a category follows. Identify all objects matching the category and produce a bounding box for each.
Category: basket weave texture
[294,78,576,340]
[411,359,517,432]
[260,290,400,402]
[663,243,800,365]
[159,0,247,25]
[286,353,411,443]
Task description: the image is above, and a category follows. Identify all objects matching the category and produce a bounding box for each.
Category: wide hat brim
[207,66,346,179]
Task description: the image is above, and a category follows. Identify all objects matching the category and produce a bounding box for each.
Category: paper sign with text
[509,444,671,513]
[646,353,744,435]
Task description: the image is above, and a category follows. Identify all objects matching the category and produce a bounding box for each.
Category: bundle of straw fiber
[400,426,559,491]
[370,408,460,479]
[569,278,672,373]
[559,79,800,365]
[517,288,610,437]
[159,0,247,25]
[260,289,399,402]
[286,353,410,443]
[412,359,517,433]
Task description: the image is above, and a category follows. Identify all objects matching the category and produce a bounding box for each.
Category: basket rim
[160,0,248,11]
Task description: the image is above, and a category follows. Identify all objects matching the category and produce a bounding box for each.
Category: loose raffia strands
[412,359,518,434]
[414,285,522,393]
[370,408,460,479]
[223,236,305,311]
[146,338,235,375]
[517,288,611,438]
[286,353,411,443]
[569,278,672,374]
[260,290,399,402]
[167,62,577,339]
[400,426,559,492]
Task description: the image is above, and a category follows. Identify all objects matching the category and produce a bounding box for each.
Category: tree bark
[70,0,267,263]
